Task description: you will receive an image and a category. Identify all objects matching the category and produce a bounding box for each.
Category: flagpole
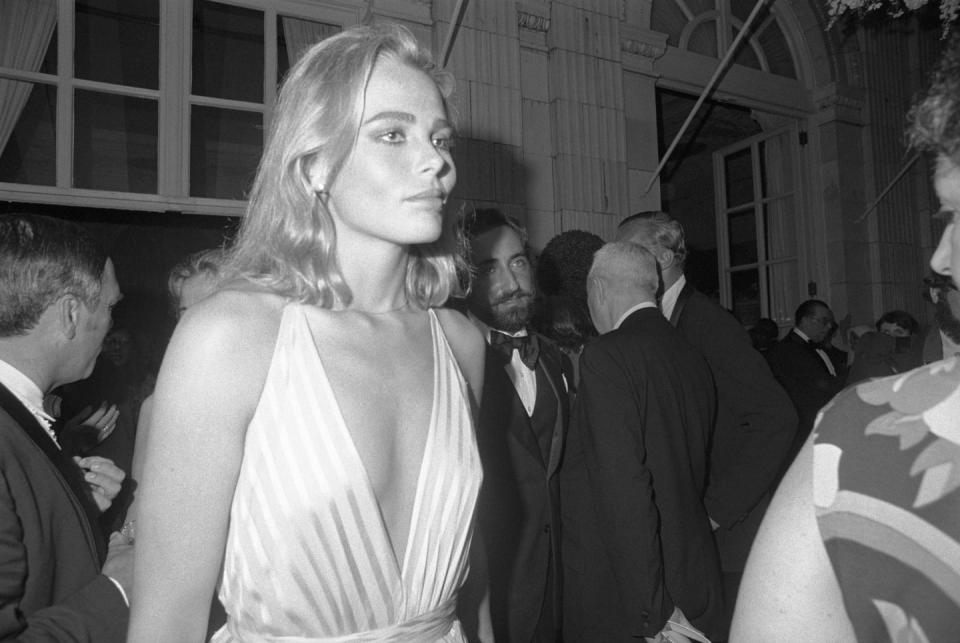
[643,0,772,194]
[440,0,470,68]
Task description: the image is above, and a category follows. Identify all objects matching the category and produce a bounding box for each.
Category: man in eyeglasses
[767,299,845,460]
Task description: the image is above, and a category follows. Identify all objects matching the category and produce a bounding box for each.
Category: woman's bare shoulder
[180,286,286,337]
[161,287,289,392]
[433,307,485,398]
[434,307,484,356]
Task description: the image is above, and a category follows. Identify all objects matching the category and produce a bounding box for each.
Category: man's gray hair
[590,241,659,297]
[0,214,107,337]
[616,211,687,267]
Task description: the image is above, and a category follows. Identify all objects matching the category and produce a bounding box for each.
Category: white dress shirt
[469,313,538,416]
[0,358,58,447]
[792,328,837,376]
[660,274,687,321]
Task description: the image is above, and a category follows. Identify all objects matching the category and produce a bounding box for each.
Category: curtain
[762,131,799,325]
[0,0,57,155]
[280,17,340,67]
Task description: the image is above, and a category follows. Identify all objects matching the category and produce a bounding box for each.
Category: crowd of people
[0,21,958,643]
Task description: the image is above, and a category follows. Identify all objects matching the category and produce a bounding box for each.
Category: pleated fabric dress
[210,304,482,642]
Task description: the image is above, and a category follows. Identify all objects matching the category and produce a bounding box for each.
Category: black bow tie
[490,330,540,370]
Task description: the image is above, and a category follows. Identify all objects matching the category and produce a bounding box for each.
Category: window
[714,126,802,327]
[652,0,798,79]
[0,0,351,215]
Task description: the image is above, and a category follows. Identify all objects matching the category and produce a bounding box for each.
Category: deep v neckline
[294,304,440,579]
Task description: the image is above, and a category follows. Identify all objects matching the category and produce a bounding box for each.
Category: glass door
[713,124,802,328]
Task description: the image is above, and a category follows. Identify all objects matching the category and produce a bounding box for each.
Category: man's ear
[56,295,81,340]
[590,276,604,304]
[659,248,676,270]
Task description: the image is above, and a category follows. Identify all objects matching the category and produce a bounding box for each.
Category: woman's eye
[433,135,455,151]
[379,130,404,143]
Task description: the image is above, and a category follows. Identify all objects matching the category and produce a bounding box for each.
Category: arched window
[652,0,799,79]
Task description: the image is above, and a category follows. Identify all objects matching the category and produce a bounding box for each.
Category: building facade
[0,0,947,328]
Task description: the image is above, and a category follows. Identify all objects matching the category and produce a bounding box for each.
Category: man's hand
[74,456,125,512]
[102,531,134,602]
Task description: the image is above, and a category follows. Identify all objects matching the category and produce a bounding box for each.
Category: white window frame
[713,123,805,327]
[0,0,363,216]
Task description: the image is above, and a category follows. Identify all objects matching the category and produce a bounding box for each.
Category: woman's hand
[73,455,126,512]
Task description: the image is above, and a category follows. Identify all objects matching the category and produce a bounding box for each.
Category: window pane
[74,90,158,193]
[724,147,753,207]
[277,16,341,82]
[757,21,797,79]
[732,27,763,71]
[0,0,57,74]
[193,1,264,102]
[190,105,262,199]
[728,209,757,265]
[0,81,55,185]
[688,20,718,58]
[75,0,159,89]
[730,268,760,327]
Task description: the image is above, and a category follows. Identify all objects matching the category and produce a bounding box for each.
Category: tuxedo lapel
[0,384,105,561]
[669,282,694,327]
[537,347,567,479]
[787,331,834,375]
[484,345,544,466]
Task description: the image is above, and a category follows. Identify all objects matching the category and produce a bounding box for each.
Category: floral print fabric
[814,357,960,643]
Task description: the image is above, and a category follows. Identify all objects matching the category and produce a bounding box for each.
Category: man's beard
[935,291,960,343]
[489,291,535,333]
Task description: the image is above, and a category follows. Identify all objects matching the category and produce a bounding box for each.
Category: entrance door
[713,125,803,328]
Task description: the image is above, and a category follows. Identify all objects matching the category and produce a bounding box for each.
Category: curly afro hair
[536,230,605,302]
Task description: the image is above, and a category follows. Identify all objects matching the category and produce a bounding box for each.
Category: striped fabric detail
[211,305,481,642]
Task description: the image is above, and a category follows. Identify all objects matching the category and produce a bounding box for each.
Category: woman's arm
[729,435,856,642]
[127,292,280,642]
[434,308,485,413]
[122,394,153,527]
[435,308,491,641]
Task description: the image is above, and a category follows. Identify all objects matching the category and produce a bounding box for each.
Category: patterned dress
[814,356,960,642]
[211,305,482,642]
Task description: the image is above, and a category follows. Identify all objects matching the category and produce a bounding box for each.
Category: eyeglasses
[806,315,835,327]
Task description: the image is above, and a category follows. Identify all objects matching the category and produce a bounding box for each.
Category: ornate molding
[813,83,866,125]
[517,1,550,33]
[620,26,668,75]
[620,25,667,60]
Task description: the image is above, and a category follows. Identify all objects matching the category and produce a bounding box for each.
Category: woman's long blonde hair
[227,23,464,308]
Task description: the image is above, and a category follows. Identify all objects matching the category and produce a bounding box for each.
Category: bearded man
[464,209,572,643]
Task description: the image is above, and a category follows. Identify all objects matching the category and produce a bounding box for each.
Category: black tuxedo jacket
[671,284,797,571]
[0,384,128,641]
[560,308,724,642]
[475,333,571,643]
[767,328,845,451]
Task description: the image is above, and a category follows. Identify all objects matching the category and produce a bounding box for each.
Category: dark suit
[767,328,844,457]
[561,307,723,642]
[670,284,796,588]
[475,332,571,643]
[0,384,128,642]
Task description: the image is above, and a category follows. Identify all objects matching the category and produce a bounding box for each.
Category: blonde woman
[129,24,487,642]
